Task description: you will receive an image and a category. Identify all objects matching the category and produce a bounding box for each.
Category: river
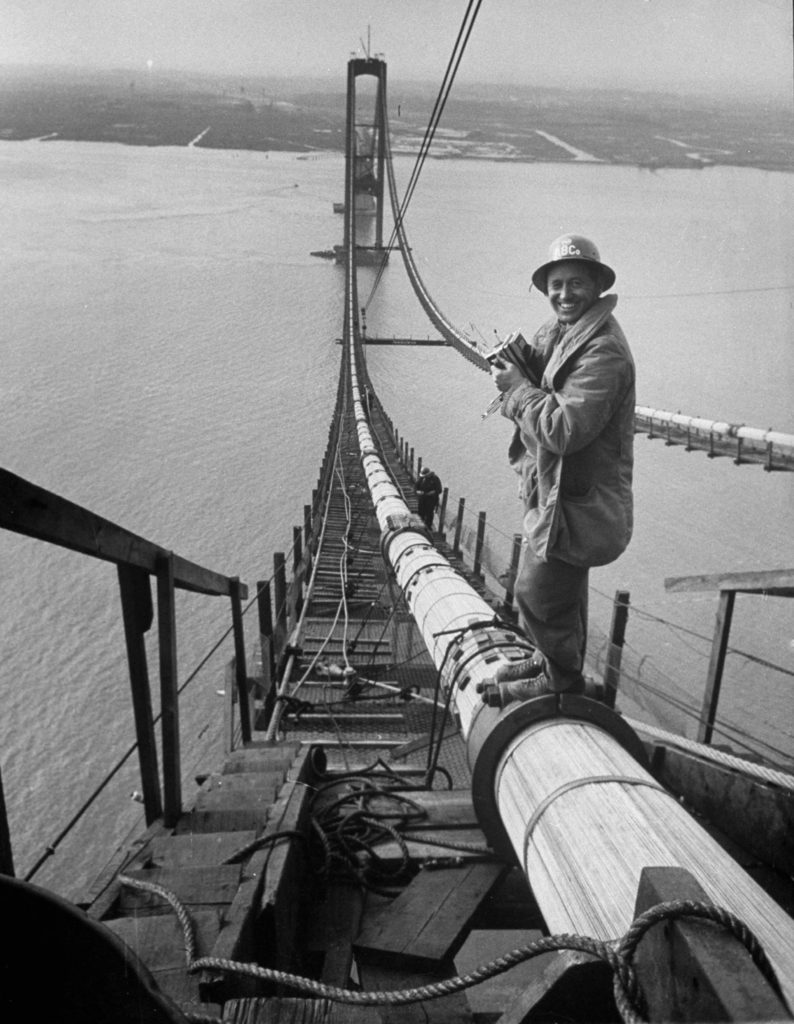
[1,139,792,899]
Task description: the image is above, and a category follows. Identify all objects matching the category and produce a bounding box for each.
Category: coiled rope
[116,874,784,1024]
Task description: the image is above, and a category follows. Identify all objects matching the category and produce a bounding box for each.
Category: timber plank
[225,997,380,1022]
[196,772,285,801]
[186,772,283,833]
[201,747,316,1003]
[106,907,220,968]
[454,928,550,1019]
[126,831,257,871]
[82,820,171,917]
[0,469,240,596]
[655,746,794,872]
[664,568,794,595]
[223,747,300,775]
[106,908,222,1009]
[364,829,492,863]
[355,862,507,969]
[495,950,613,1024]
[634,867,791,1022]
[117,865,242,911]
[357,961,474,1023]
[368,790,478,828]
[305,881,365,986]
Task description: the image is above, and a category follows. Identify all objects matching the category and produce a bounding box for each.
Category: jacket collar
[544,294,618,382]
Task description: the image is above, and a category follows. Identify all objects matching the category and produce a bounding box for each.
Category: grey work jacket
[502,294,635,567]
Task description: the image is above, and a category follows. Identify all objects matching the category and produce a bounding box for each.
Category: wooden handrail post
[273,552,288,658]
[502,533,523,614]
[604,589,630,709]
[453,497,465,555]
[438,487,449,535]
[699,590,735,744]
[156,553,181,827]
[409,446,415,478]
[473,511,486,578]
[229,577,251,745]
[304,504,313,571]
[293,526,304,618]
[117,564,162,825]
[256,579,276,724]
[293,525,303,576]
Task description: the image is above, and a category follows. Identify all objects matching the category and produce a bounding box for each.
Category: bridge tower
[344,57,388,263]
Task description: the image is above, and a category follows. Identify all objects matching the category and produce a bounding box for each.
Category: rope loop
[617,898,786,1005]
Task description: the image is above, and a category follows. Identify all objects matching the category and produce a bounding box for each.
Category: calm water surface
[1,140,792,898]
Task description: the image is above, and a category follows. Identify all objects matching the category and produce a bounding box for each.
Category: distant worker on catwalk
[480,234,635,705]
[415,465,442,531]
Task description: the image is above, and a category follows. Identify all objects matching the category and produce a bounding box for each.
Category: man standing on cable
[485,234,635,702]
[415,466,442,531]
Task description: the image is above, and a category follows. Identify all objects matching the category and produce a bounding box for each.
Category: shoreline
[1,71,792,175]
[2,133,792,177]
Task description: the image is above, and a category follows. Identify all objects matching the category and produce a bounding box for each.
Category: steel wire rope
[611,619,793,759]
[625,602,794,680]
[363,0,484,310]
[610,646,793,764]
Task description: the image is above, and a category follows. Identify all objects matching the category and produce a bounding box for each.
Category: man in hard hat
[415,465,442,531]
[484,234,635,703]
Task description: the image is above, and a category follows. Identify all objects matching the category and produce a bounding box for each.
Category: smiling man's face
[546,261,601,324]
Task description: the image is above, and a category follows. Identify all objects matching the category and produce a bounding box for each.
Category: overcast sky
[3,0,792,100]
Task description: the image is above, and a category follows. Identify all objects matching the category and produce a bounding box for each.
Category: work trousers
[417,496,438,529]
[514,547,589,692]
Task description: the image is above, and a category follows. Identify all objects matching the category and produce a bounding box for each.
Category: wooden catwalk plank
[355,862,507,969]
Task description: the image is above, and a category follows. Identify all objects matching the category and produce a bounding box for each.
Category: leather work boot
[475,653,545,706]
[490,675,552,706]
[476,669,587,708]
[492,654,545,683]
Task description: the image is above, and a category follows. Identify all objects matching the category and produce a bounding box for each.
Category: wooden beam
[157,553,181,827]
[1,469,243,597]
[473,512,486,579]
[665,568,794,595]
[230,578,252,745]
[357,959,474,1023]
[355,862,506,970]
[224,998,380,1023]
[117,564,162,824]
[603,589,630,709]
[698,590,735,744]
[649,745,794,874]
[496,951,613,1024]
[633,867,791,1021]
[500,533,522,616]
[273,552,288,658]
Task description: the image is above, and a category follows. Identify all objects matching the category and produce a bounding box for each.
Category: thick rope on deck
[117,875,786,1023]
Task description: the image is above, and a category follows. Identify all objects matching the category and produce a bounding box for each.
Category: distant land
[1,66,792,173]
